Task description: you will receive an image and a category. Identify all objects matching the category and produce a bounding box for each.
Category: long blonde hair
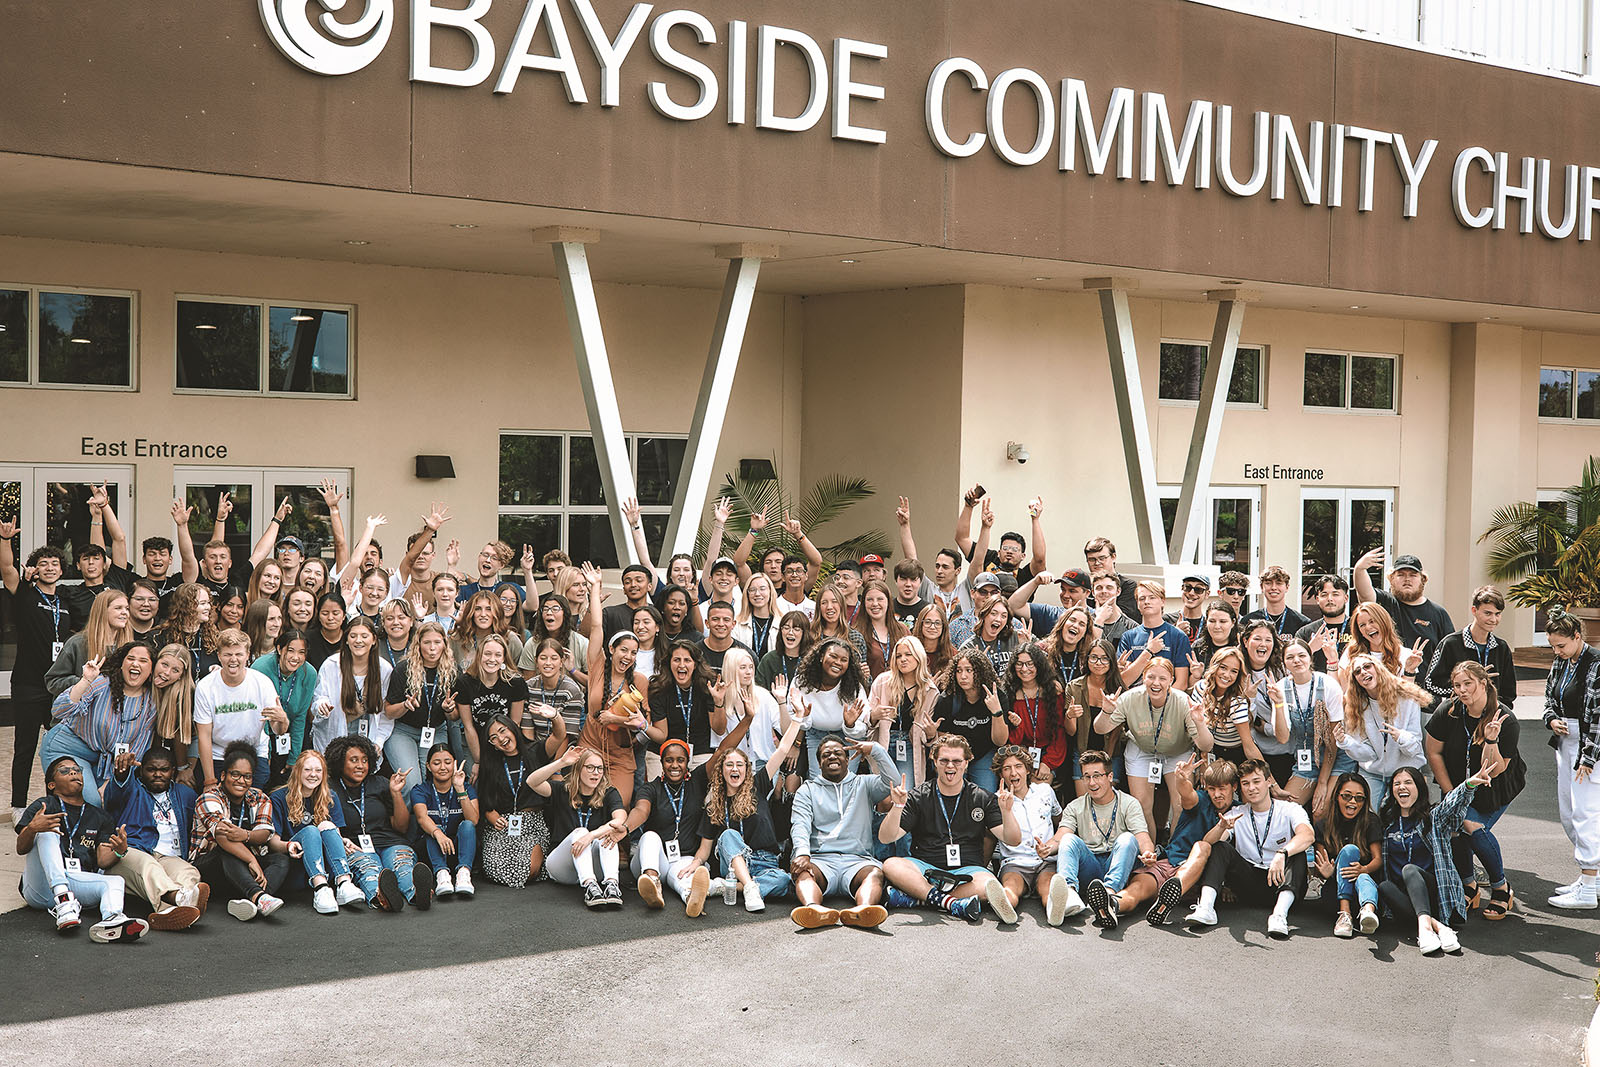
[83,589,132,662]
[564,747,611,812]
[405,620,459,694]
[720,647,760,724]
[705,746,758,825]
[1342,653,1432,738]
[286,750,333,826]
[884,635,935,708]
[152,644,196,745]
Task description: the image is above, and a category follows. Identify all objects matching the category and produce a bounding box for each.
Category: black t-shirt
[892,598,929,632]
[8,584,84,695]
[1295,616,1354,673]
[478,745,551,815]
[306,630,344,671]
[1243,606,1311,638]
[1373,591,1455,660]
[454,673,529,733]
[62,565,137,617]
[545,785,626,843]
[934,691,999,762]
[602,601,648,642]
[697,638,750,673]
[20,797,115,871]
[1424,700,1524,812]
[981,551,1034,585]
[650,684,717,753]
[332,777,406,850]
[385,665,456,730]
[145,572,186,619]
[697,767,782,854]
[900,781,1001,868]
[198,560,256,602]
[641,765,710,853]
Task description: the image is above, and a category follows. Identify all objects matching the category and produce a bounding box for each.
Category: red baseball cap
[859,554,886,566]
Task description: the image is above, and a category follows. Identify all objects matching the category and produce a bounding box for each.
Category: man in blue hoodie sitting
[789,737,898,929]
[102,746,207,929]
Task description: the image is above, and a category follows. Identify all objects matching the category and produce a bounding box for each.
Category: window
[498,432,687,569]
[176,297,352,397]
[0,285,136,389]
[1303,350,1397,413]
[173,468,352,566]
[1158,341,1265,406]
[1539,366,1600,420]
[1158,486,1261,577]
[1298,488,1393,602]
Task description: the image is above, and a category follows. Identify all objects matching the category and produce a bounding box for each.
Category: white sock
[1198,886,1217,909]
[1581,874,1598,888]
[1273,890,1294,919]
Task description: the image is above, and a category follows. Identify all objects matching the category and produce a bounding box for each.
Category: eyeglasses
[1336,792,1366,802]
[1082,771,1110,780]
[224,769,254,782]
[933,758,967,767]
[130,595,160,604]
[1086,654,1110,664]
[1221,586,1247,596]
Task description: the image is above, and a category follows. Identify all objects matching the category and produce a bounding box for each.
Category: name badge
[665,840,682,862]
[64,857,83,873]
[52,641,65,661]
[1028,747,1042,766]
[419,727,436,749]
[1147,760,1163,783]
[506,814,524,837]
[356,718,370,738]
[895,738,908,761]
[274,734,291,755]
[1296,748,1314,773]
[113,743,130,757]
[357,834,375,853]
[945,843,962,867]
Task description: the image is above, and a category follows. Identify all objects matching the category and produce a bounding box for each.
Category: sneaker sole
[686,868,710,918]
[412,865,433,911]
[1045,876,1069,927]
[1268,925,1290,941]
[376,870,405,912]
[1359,910,1379,935]
[1334,923,1355,939]
[637,875,665,909]
[1084,881,1118,929]
[89,925,122,944]
[790,905,840,929]
[1185,911,1216,927]
[984,879,1019,925]
[149,905,202,931]
[227,900,257,921]
[188,883,211,922]
[839,904,887,928]
[1146,877,1184,926]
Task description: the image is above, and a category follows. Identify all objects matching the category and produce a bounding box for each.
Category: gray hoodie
[791,743,897,859]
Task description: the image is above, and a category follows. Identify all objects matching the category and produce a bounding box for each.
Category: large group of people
[5,483,1595,957]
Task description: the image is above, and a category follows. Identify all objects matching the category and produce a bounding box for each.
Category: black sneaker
[601,878,623,906]
[376,868,405,913]
[583,881,606,908]
[1146,876,1184,926]
[923,867,974,892]
[411,863,433,911]
[1085,878,1119,929]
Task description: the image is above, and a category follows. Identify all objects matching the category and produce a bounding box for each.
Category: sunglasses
[1181,583,1209,594]
[1221,586,1247,596]
[1336,792,1366,802]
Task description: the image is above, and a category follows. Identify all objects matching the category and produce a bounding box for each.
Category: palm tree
[1477,456,1600,609]
[696,468,891,576]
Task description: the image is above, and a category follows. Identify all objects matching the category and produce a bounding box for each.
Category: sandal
[1463,883,1482,910]
[1481,885,1514,921]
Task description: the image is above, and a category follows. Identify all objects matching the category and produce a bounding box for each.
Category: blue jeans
[1456,803,1508,887]
[886,728,915,782]
[20,830,125,919]
[1335,843,1379,908]
[38,724,104,806]
[966,758,998,793]
[349,843,421,902]
[1361,771,1388,813]
[383,723,425,793]
[292,824,352,885]
[715,829,792,900]
[1060,832,1138,892]
[423,817,477,871]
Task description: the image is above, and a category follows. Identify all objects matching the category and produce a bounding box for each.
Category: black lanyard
[751,615,772,653]
[1248,802,1276,857]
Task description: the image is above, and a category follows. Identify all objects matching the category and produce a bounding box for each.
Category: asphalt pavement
[1,741,1597,1066]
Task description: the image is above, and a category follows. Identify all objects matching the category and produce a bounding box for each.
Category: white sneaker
[1418,926,1442,955]
[11,807,25,827]
[1045,873,1070,927]
[435,869,455,898]
[984,878,1019,924]
[174,885,201,910]
[1554,877,1585,896]
[334,880,365,907]
[1438,926,1462,954]
[1267,913,1290,940]
[1549,885,1600,910]
[723,877,739,907]
[1186,902,1218,927]
[1358,903,1379,934]
[313,886,339,915]
[1062,884,1086,919]
[89,914,148,944]
[51,895,82,933]
[454,869,475,897]
[227,898,259,922]
[743,881,765,913]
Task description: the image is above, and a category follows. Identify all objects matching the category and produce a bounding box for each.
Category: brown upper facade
[4,0,1598,311]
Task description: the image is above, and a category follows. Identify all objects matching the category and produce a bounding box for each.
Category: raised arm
[91,484,129,569]
[249,496,293,568]
[1008,572,1052,615]
[171,500,200,582]
[0,520,22,594]
[895,496,918,564]
[966,499,995,583]
[1027,497,1047,573]
[1351,547,1382,605]
[730,507,767,585]
[210,491,233,544]
[763,701,808,783]
[400,503,451,583]
[582,562,607,681]
[319,479,350,572]
[782,516,823,591]
[621,498,658,576]
[345,514,386,580]
[954,485,980,559]
[701,497,731,570]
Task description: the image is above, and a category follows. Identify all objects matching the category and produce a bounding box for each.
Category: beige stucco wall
[0,234,801,561]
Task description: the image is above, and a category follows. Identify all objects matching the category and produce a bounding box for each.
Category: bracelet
[455,791,468,798]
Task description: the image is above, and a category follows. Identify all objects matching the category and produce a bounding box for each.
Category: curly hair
[1347,602,1404,675]
[705,746,759,825]
[404,620,459,699]
[937,646,1000,697]
[794,637,866,702]
[326,733,381,784]
[1003,642,1063,705]
[1197,646,1250,732]
[285,750,334,827]
[160,582,219,654]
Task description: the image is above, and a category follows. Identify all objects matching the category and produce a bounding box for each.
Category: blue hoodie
[103,769,199,861]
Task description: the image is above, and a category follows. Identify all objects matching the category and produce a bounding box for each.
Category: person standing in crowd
[1188,598,1239,672]
[788,736,898,929]
[790,638,870,779]
[1260,638,1343,815]
[1065,638,1125,795]
[310,617,392,755]
[645,642,725,773]
[44,589,131,696]
[242,600,283,659]
[867,636,939,784]
[101,746,207,929]
[1046,748,1157,929]
[192,741,292,921]
[16,756,149,942]
[1189,647,1265,767]
[889,559,931,632]
[879,733,1021,922]
[453,633,526,773]
[42,643,158,806]
[521,637,586,740]
[1423,586,1518,703]
[1040,605,1097,689]
[1189,759,1314,938]
[1338,655,1429,809]
[912,601,956,681]
[1088,572,1135,649]
[128,580,164,642]
[1297,574,1354,672]
[1001,644,1069,783]
[1544,611,1600,909]
[159,583,221,680]
[983,746,1070,926]
[1116,581,1192,689]
[932,649,1008,792]
[853,580,908,680]
[732,574,781,658]
[1173,573,1211,642]
[955,489,1046,583]
[1352,549,1455,664]
[1425,660,1524,919]
[326,735,428,911]
[522,593,588,685]
[757,610,812,716]
[1311,772,1383,939]
[386,621,461,787]
[196,629,287,788]
[1,523,86,824]
[1244,565,1309,636]
[1214,572,1249,615]
[1378,765,1493,955]
[410,745,479,901]
[1095,657,1212,834]
[579,564,649,806]
[140,500,202,608]
[1006,569,1088,639]
[253,629,316,774]
[148,645,197,783]
[1343,601,1421,679]
[1082,536,1142,619]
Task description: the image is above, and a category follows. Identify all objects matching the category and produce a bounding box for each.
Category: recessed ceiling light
[451,223,477,230]
[1348,305,1366,310]
[1032,276,1051,281]
[194,324,217,330]
[344,239,369,246]
[69,337,91,344]
[290,314,314,321]
[840,258,857,264]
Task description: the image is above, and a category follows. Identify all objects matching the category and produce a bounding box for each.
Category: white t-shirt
[1225,799,1310,869]
[775,596,816,622]
[151,791,182,857]
[795,683,868,739]
[712,687,784,763]
[194,668,281,761]
[995,783,1061,867]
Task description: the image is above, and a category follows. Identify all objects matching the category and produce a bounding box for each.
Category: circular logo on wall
[259,0,394,76]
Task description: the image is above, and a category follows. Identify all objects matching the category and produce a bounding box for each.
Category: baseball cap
[859,554,886,567]
[709,556,738,574]
[276,535,307,554]
[1058,568,1092,590]
[1182,572,1211,588]
[1391,554,1423,573]
[972,572,1001,591]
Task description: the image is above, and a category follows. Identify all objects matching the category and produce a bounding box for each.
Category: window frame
[173,294,355,400]
[1156,484,1263,576]
[0,282,139,392]
[1302,349,1400,415]
[172,466,353,566]
[497,430,687,568]
[1156,338,1268,410]
[1295,486,1395,603]
[1538,365,1600,423]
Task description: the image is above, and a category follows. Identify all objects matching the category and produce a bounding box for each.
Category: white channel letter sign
[254,1,1600,242]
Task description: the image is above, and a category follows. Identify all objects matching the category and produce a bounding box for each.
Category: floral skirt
[480,808,550,887]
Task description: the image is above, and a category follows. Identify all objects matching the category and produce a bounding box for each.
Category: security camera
[1006,441,1030,464]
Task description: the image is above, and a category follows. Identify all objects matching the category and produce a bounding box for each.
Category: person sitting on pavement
[1118,755,1230,927]
[191,740,293,922]
[983,745,1070,927]
[535,746,627,909]
[788,735,898,929]
[270,749,366,915]
[326,734,429,912]
[1311,772,1383,940]
[1046,748,1157,929]
[101,745,207,929]
[409,744,479,902]
[1188,758,1314,939]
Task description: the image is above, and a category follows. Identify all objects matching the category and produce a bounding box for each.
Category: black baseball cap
[1058,568,1092,590]
[1391,554,1423,573]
